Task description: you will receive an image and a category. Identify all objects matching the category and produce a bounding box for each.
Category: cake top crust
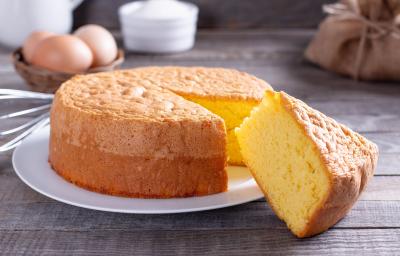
[58,71,222,121]
[57,67,271,121]
[120,66,272,100]
[278,91,378,186]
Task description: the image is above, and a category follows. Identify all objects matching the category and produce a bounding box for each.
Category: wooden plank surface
[0,30,399,255]
[1,229,400,255]
[1,200,400,231]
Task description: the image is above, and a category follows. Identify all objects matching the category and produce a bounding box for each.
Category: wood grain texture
[0,201,399,232]
[73,0,335,29]
[0,29,399,255]
[1,229,400,255]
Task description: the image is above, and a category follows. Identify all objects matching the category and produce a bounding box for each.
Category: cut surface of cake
[49,67,271,198]
[123,67,272,165]
[236,91,378,237]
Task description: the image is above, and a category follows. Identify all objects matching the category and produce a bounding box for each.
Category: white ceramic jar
[119,0,198,53]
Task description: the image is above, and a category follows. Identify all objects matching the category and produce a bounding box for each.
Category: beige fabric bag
[305,0,400,81]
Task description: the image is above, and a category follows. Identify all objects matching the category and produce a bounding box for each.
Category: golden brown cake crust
[278,91,378,237]
[49,68,238,198]
[50,138,227,198]
[53,72,226,159]
[121,66,272,101]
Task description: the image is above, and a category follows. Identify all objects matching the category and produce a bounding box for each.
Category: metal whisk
[0,89,54,152]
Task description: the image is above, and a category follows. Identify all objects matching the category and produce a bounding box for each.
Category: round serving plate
[12,126,263,214]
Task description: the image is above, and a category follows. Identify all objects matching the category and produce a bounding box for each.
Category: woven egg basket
[12,48,125,93]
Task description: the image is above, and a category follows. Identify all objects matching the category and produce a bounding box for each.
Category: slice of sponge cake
[236,91,378,237]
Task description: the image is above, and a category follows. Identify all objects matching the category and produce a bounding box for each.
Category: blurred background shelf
[74,0,336,29]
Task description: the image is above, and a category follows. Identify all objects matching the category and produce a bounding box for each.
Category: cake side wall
[48,92,228,198]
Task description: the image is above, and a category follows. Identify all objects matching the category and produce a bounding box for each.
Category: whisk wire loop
[0,89,54,152]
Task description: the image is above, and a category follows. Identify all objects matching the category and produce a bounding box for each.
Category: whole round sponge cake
[49,67,271,198]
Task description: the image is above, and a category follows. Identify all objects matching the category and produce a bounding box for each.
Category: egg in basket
[12,24,124,93]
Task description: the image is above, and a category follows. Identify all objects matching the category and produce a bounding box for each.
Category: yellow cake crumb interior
[236,91,331,235]
[183,96,258,165]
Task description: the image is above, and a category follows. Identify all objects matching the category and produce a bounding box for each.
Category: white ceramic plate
[12,126,263,214]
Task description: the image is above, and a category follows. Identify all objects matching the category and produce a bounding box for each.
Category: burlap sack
[305,0,400,81]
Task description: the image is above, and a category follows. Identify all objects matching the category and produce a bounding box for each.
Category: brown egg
[74,24,117,67]
[22,31,55,63]
[31,35,93,73]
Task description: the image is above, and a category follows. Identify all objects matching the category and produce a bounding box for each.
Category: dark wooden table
[0,30,399,255]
